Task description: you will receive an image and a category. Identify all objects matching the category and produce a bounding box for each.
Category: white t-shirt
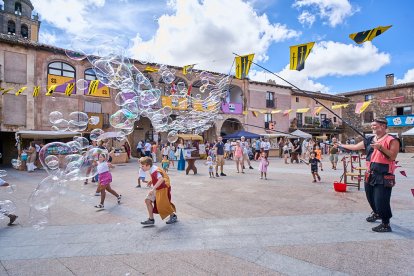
[144,142,152,151]
[260,141,266,149]
[162,146,170,155]
[97,161,109,174]
[137,141,143,149]
[224,143,230,151]
[139,168,146,178]
[263,142,271,150]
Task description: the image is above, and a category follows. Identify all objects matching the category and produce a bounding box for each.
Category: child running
[205,156,215,178]
[314,145,323,171]
[137,165,148,188]
[258,152,269,180]
[161,155,169,173]
[140,157,177,225]
[94,154,121,208]
[0,178,18,226]
[303,152,323,182]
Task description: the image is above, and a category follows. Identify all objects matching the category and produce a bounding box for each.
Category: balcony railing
[266,100,275,108]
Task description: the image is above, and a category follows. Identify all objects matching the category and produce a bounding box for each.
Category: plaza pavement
[0,153,413,275]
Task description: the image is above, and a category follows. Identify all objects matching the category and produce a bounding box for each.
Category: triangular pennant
[296,108,310,113]
[15,86,27,96]
[355,101,371,114]
[144,66,159,73]
[399,171,407,177]
[289,42,315,71]
[46,85,57,96]
[349,25,392,44]
[313,106,323,115]
[235,54,255,79]
[183,64,196,75]
[1,88,13,95]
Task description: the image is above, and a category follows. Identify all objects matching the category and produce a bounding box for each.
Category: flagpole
[232,52,367,140]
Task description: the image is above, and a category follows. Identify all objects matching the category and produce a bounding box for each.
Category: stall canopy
[290,129,312,139]
[17,130,80,139]
[402,127,414,136]
[177,134,204,141]
[223,130,260,139]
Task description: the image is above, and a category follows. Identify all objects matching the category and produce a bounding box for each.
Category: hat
[241,136,245,139]
[374,117,388,126]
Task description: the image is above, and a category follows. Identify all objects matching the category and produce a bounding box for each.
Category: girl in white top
[94,154,121,209]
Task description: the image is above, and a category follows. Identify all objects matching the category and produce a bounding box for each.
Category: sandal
[94,204,104,208]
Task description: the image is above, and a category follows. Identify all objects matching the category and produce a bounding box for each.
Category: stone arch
[220,118,244,136]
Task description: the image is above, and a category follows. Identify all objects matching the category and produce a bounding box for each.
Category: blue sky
[30,0,414,94]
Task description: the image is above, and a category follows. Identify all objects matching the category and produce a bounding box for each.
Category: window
[7,20,16,34]
[266,91,275,108]
[48,62,75,78]
[364,94,373,101]
[396,106,412,115]
[296,113,303,127]
[295,97,299,103]
[84,68,97,81]
[84,101,102,113]
[21,24,28,38]
[333,117,337,123]
[15,2,22,14]
[264,113,272,123]
[304,116,313,124]
[363,111,374,123]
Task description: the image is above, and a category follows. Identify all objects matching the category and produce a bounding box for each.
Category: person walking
[175,143,185,171]
[136,140,143,158]
[144,140,152,157]
[337,118,400,232]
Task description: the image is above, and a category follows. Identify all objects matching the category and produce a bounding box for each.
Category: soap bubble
[76,79,89,91]
[69,112,89,126]
[90,128,104,141]
[167,131,179,143]
[0,170,7,177]
[11,159,21,168]
[49,111,63,124]
[0,200,16,215]
[89,116,100,125]
[54,119,69,131]
[73,137,90,149]
[65,49,87,61]
[44,155,59,170]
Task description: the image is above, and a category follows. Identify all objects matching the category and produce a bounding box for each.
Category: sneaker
[95,192,101,196]
[312,180,317,183]
[366,212,381,222]
[8,215,18,226]
[141,218,155,225]
[117,195,122,204]
[317,175,321,181]
[220,173,226,176]
[249,166,254,169]
[166,214,177,224]
[136,185,141,188]
[216,173,220,177]
[94,204,104,208]
[242,166,245,169]
[372,223,392,232]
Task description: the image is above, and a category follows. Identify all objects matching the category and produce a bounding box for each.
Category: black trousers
[365,181,393,224]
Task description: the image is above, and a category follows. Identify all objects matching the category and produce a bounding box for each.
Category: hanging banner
[47,74,76,94]
[32,86,40,97]
[15,87,27,96]
[386,115,414,127]
[355,101,371,114]
[161,96,187,110]
[332,104,349,109]
[84,80,110,98]
[296,108,310,113]
[289,42,315,71]
[313,106,324,115]
[235,54,255,79]
[349,25,392,44]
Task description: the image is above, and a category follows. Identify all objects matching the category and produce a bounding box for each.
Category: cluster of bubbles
[65,35,229,143]
[27,134,113,229]
[0,170,17,221]
[49,111,99,132]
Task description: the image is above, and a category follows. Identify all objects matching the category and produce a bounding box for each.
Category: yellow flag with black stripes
[183,64,195,75]
[235,54,254,79]
[88,80,100,95]
[143,66,159,73]
[349,25,392,44]
[33,86,40,97]
[46,85,57,96]
[64,83,75,96]
[1,88,13,95]
[290,42,315,71]
[15,86,27,96]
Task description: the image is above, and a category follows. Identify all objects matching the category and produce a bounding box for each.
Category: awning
[17,130,80,139]
[402,127,414,136]
[177,134,204,141]
[260,133,293,138]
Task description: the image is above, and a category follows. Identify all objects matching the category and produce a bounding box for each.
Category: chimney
[386,73,394,86]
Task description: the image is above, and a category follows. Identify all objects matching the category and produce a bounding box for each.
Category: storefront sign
[221,102,243,114]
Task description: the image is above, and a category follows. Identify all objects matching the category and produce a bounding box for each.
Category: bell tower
[0,0,41,42]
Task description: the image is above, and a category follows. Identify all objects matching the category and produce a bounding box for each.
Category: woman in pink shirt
[233,140,244,173]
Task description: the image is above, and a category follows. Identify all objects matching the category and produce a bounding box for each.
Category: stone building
[340,74,414,150]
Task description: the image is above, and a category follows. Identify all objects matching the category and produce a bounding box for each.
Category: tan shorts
[146,191,156,202]
[216,155,225,166]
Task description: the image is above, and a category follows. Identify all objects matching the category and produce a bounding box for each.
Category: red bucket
[411,189,414,197]
[334,181,347,192]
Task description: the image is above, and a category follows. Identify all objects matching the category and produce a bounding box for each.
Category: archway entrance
[220,118,243,137]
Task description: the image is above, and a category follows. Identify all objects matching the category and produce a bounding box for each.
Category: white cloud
[32,0,106,34]
[250,41,390,92]
[395,69,414,84]
[39,31,57,45]
[293,0,358,27]
[130,0,300,73]
[298,10,316,27]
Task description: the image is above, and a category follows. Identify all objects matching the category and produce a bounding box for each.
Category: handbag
[383,173,396,188]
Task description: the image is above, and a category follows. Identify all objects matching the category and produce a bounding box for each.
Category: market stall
[260,133,293,157]
[402,127,414,153]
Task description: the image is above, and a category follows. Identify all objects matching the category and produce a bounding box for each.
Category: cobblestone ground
[1,153,413,275]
